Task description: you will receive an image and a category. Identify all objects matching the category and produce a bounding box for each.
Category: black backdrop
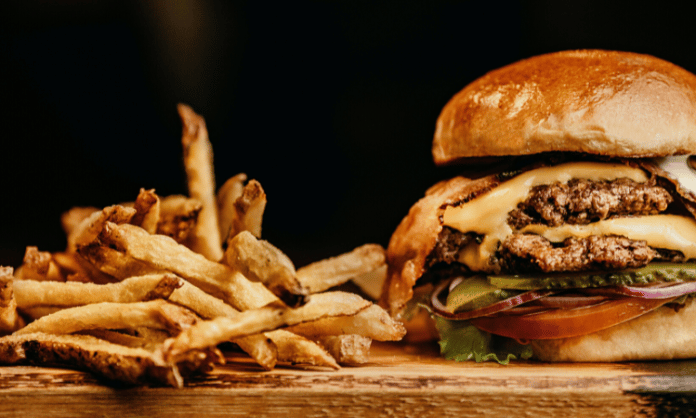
[3,1,695,268]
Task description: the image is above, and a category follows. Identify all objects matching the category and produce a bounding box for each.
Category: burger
[382,49,696,363]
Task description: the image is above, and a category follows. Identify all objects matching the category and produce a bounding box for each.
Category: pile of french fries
[0,104,405,387]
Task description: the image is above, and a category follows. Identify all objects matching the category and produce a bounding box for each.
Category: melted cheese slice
[442,161,650,271]
[520,215,696,259]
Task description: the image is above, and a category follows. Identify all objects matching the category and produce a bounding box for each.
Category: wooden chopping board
[1,341,695,417]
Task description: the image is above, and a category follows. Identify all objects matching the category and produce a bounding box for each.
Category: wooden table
[1,341,695,417]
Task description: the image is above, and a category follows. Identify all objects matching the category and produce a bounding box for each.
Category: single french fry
[18,246,46,280]
[157,195,202,243]
[316,334,372,365]
[66,205,137,253]
[1,267,24,333]
[15,300,199,336]
[61,207,99,238]
[267,329,339,370]
[228,179,266,240]
[131,188,161,234]
[178,103,223,261]
[78,328,163,350]
[169,279,238,318]
[296,244,386,294]
[224,231,309,307]
[17,306,61,321]
[0,332,219,388]
[234,334,278,370]
[132,327,173,344]
[217,173,247,243]
[13,273,183,309]
[165,291,371,362]
[51,252,88,282]
[51,251,114,284]
[286,304,406,341]
[77,242,164,280]
[80,328,191,356]
[98,222,276,311]
[350,264,387,301]
[16,246,62,282]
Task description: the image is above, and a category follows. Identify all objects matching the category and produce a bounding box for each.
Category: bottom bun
[531,298,696,362]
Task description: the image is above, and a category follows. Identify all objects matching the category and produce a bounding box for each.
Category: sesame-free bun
[531,298,696,362]
[433,50,696,165]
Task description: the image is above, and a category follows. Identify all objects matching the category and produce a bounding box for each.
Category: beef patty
[429,178,681,273]
[499,234,657,273]
[508,178,672,228]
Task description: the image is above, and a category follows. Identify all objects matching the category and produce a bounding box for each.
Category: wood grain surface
[1,341,696,417]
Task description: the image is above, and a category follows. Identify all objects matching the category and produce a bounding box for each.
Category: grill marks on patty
[430,177,683,273]
[508,178,672,229]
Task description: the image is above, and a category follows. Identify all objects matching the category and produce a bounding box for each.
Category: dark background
[2,1,695,268]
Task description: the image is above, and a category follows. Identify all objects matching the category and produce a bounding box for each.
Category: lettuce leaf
[434,315,532,365]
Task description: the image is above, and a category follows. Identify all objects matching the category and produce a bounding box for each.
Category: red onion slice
[431,279,557,320]
[490,295,612,316]
[494,305,553,316]
[582,281,696,299]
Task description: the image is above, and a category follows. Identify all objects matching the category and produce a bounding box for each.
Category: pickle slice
[446,276,518,312]
[488,263,696,290]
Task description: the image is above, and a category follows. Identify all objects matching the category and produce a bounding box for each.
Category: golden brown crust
[531,299,696,362]
[380,175,500,316]
[433,50,696,164]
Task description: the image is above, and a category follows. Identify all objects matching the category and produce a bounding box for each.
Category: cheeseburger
[382,50,696,363]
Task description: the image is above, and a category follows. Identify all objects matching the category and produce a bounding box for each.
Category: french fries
[0,104,403,386]
[96,221,277,311]
[168,279,278,370]
[164,291,370,361]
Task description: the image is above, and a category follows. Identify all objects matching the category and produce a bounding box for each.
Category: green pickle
[487,262,696,290]
[446,276,517,312]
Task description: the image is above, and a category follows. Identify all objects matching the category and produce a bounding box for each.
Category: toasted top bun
[433,50,696,165]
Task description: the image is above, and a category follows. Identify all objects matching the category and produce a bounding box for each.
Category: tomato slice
[470,296,675,340]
